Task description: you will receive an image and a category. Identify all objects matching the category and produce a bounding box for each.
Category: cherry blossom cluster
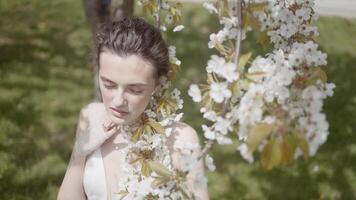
[114,127,182,199]
[189,0,335,168]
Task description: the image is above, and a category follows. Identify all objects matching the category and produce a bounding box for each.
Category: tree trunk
[82,0,134,102]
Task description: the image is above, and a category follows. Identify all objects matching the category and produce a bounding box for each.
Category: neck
[120,114,146,133]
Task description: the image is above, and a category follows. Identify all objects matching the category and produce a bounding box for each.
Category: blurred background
[0,0,355,199]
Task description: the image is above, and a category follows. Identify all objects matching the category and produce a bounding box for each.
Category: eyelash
[104,84,116,89]
[103,84,143,94]
[128,88,143,94]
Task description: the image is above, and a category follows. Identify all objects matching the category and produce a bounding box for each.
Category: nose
[112,88,127,107]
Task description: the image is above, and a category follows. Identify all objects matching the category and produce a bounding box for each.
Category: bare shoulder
[73,102,106,155]
[76,102,105,135]
[167,121,201,145]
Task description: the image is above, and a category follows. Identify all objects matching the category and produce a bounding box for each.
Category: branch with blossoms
[188,0,335,171]
[112,1,207,199]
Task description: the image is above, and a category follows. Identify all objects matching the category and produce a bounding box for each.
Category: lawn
[1,1,355,199]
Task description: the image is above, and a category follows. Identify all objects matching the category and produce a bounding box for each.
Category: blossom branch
[192,0,246,165]
[156,0,161,27]
[234,0,243,66]
[196,97,230,162]
[197,140,215,161]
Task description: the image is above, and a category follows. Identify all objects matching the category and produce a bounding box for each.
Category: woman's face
[99,51,158,126]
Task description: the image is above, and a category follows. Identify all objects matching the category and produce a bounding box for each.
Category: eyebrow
[100,75,148,86]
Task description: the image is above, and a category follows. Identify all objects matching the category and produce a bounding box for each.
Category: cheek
[100,87,114,105]
[127,95,151,111]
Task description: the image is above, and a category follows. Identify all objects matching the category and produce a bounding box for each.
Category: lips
[110,107,129,117]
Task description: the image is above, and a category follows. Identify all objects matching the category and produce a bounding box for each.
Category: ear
[153,83,161,94]
[153,77,161,91]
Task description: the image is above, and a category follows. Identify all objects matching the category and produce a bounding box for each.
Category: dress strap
[83,148,108,200]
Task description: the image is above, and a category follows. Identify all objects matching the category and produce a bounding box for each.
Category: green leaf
[261,138,283,170]
[129,157,141,165]
[141,161,151,177]
[313,67,328,83]
[244,71,267,80]
[178,184,192,199]
[248,2,268,12]
[243,12,259,30]
[148,161,172,178]
[207,73,214,84]
[281,136,293,165]
[148,120,165,134]
[269,138,282,169]
[261,138,274,169]
[144,124,152,137]
[231,81,240,97]
[238,52,252,70]
[258,31,269,46]
[132,126,143,142]
[296,133,309,160]
[306,67,328,86]
[218,0,230,17]
[152,177,170,188]
[247,123,274,152]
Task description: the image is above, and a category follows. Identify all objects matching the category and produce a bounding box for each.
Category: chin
[109,114,128,125]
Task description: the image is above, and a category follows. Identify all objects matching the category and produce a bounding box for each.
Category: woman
[57,17,209,200]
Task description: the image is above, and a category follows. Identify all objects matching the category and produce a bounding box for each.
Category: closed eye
[104,84,116,89]
[128,88,143,94]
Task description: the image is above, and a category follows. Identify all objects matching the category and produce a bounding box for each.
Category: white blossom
[203,2,218,14]
[174,140,198,155]
[208,30,227,48]
[205,154,216,171]
[237,143,254,163]
[160,25,167,32]
[173,25,184,32]
[202,124,215,140]
[179,154,197,172]
[168,45,181,66]
[188,84,202,102]
[214,116,232,135]
[206,55,225,74]
[202,110,218,122]
[206,55,239,82]
[216,135,233,145]
[296,7,312,21]
[209,82,232,103]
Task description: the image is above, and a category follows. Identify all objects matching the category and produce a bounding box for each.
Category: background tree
[82,0,134,101]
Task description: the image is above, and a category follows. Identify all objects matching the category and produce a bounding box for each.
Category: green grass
[1,1,356,199]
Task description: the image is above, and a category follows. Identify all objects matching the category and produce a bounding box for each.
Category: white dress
[74,103,112,200]
[83,148,108,200]
[76,103,130,200]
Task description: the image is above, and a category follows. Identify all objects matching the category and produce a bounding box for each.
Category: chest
[99,134,132,196]
[101,133,130,173]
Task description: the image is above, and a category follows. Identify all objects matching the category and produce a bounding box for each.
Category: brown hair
[95,17,170,78]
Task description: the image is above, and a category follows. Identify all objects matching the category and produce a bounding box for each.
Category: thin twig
[234,0,243,67]
[197,140,215,161]
[157,0,162,28]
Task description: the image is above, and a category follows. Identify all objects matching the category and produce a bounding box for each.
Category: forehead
[99,51,156,85]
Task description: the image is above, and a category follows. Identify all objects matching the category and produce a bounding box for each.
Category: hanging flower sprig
[113,1,206,199]
[189,0,335,170]
[138,0,184,32]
